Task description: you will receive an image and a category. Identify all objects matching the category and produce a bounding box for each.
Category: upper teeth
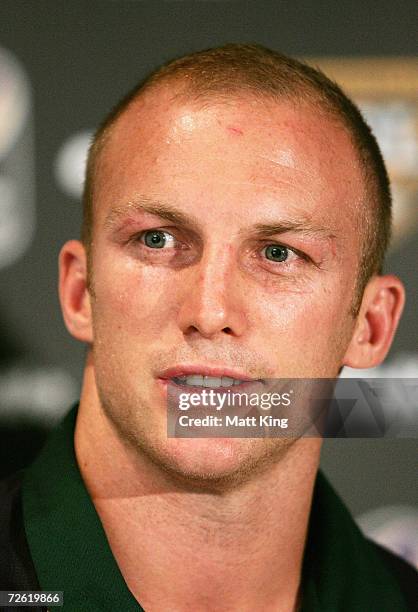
[173,375,246,387]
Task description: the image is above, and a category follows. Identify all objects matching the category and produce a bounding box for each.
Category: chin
[138,435,295,492]
[100,397,296,491]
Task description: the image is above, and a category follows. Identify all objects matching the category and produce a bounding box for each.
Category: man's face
[87,88,365,486]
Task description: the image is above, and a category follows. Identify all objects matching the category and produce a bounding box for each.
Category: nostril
[223,327,233,335]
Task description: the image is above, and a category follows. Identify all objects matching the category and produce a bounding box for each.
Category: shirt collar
[22,404,407,611]
[22,405,138,610]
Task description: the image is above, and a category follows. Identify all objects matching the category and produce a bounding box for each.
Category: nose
[177,243,247,339]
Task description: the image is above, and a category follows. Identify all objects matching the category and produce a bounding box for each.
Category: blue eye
[142,230,175,249]
[263,244,289,262]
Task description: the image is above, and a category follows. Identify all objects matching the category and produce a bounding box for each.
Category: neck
[75,366,322,612]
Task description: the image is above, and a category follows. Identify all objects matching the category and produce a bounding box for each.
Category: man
[1,44,416,611]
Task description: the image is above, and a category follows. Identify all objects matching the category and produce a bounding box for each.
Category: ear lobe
[58,240,93,343]
[343,274,405,370]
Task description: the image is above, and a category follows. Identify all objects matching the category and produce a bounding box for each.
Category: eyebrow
[104,197,201,232]
[247,221,335,240]
[104,196,335,240]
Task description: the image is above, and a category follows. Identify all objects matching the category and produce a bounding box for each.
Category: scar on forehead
[226,125,244,135]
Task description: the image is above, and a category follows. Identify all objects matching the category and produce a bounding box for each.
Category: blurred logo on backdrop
[0,48,77,443]
[0,47,35,269]
[357,505,418,569]
[305,57,418,249]
[55,130,93,199]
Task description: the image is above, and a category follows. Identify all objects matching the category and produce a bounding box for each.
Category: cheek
[250,282,354,362]
[89,263,179,398]
[90,260,180,339]
[253,279,345,325]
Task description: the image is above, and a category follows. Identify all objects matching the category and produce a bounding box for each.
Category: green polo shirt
[22,405,411,611]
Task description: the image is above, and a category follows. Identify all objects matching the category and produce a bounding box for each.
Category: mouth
[159,366,264,390]
[171,375,251,388]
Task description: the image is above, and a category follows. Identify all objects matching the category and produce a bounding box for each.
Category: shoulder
[367,537,418,610]
[0,470,25,542]
[0,471,41,592]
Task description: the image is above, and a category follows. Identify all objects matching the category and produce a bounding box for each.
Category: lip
[158,365,261,382]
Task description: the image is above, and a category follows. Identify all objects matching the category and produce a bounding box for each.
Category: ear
[343,274,405,369]
[58,240,93,343]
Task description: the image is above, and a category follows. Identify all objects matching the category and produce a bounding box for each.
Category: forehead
[92,87,365,234]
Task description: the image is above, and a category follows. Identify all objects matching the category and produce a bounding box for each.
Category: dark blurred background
[0,0,417,565]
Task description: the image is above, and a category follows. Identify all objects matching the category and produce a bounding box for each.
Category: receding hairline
[86,77,373,251]
[89,70,363,168]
